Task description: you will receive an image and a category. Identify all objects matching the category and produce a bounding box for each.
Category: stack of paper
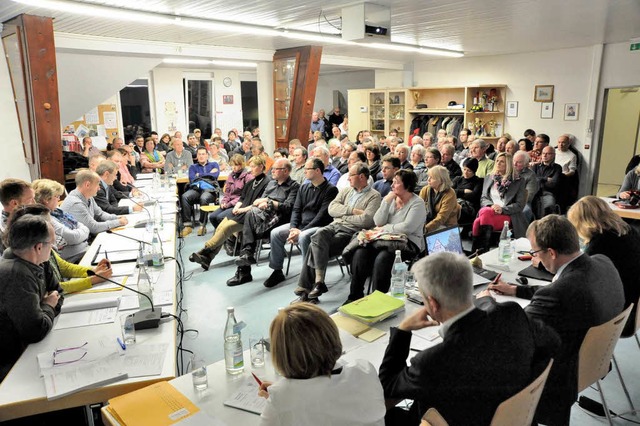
[54,296,120,329]
[338,291,405,325]
[333,315,387,343]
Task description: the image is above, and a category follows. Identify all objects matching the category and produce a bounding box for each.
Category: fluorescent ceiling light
[12,0,464,58]
[163,58,257,68]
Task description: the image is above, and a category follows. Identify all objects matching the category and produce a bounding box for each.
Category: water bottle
[153,202,163,230]
[498,221,512,264]
[152,172,160,191]
[391,250,407,297]
[224,307,244,374]
[177,160,183,177]
[151,229,164,267]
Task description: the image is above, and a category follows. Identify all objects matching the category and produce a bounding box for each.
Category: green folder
[338,291,405,324]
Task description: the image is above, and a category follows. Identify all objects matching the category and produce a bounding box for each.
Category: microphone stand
[87,270,161,330]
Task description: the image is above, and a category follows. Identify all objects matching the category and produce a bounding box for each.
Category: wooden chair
[611,296,640,412]
[420,359,554,426]
[577,304,634,425]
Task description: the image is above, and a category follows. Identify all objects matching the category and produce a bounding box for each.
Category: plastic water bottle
[152,171,160,191]
[151,229,164,267]
[498,221,512,264]
[224,307,244,374]
[391,250,407,297]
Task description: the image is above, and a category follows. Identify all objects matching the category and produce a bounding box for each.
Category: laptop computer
[425,226,498,282]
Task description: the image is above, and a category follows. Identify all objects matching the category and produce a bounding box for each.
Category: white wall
[212,70,244,135]
[314,70,375,113]
[0,36,40,181]
[150,67,188,135]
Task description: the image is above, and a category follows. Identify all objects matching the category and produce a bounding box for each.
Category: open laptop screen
[425,225,464,256]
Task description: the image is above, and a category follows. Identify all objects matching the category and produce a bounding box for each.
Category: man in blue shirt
[310,111,325,135]
[373,155,401,198]
[311,146,341,186]
[181,147,219,237]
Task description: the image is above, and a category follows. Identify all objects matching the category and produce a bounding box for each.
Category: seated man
[532,146,562,218]
[528,133,549,166]
[228,158,300,286]
[94,160,143,215]
[289,147,308,184]
[336,151,368,191]
[0,178,34,234]
[555,134,579,212]
[61,170,128,235]
[188,157,270,271]
[180,147,220,237]
[379,252,558,426]
[489,215,624,425]
[469,139,494,178]
[513,151,539,222]
[262,158,338,288]
[0,213,64,381]
[293,163,381,303]
[164,136,193,175]
[311,146,341,186]
[439,143,462,180]
[373,155,401,198]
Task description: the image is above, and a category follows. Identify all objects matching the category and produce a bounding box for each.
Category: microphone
[106,229,151,245]
[87,270,161,330]
[118,190,154,229]
[125,184,156,206]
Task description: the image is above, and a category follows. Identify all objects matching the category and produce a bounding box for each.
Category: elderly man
[469,139,494,178]
[110,137,124,151]
[290,147,308,183]
[88,154,105,172]
[181,147,220,237]
[311,146,341,186]
[373,155,401,198]
[165,137,193,175]
[529,133,549,166]
[229,158,300,286]
[555,134,579,212]
[328,138,342,168]
[310,111,325,135]
[288,139,302,159]
[489,136,508,160]
[411,136,424,147]
[394,144,413,170]
[489,215,624,425]
[532,146,563,217]
[440,143,462,180]
[513,151,539,221]
[81,136,102,157]
[336,151,368,190]
[61,170,128,235]
[95,160,143,215]
[262,158,338,288]
[0,179,35,234]
[0,213,65,381]
[293,163,381,304]
[336,141,355,174]
[327,106,344,128]
[379,252,558,425]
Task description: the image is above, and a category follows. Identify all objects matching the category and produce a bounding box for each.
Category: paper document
[37,335,123,374]
[60,295,120,313]
[338,291,405,324]
[54,306,119,330]
[223,377,268,415]
[123,343,169,377]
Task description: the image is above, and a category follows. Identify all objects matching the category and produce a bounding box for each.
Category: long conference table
[101,239,545,426]
[0,175,180,422]
[601,196,640,220]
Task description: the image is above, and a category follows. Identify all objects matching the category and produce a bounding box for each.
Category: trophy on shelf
[282,123,287,138]
[487,119,497,137]
[412,92,420,109]
[284,104,289,118]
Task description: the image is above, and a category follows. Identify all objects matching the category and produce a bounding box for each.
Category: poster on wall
[164,101,178,132]
[223,95,234,105]
[103,111,117,129]
[85,107,100,124]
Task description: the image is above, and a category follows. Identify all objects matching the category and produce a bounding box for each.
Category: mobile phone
[518,254,533,261]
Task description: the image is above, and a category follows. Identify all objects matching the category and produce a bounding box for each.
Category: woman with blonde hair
[32,179,89,263]
[258,303,385,426]
[472,153,526,253]
[568,196,640,336]
[419,165,460,234]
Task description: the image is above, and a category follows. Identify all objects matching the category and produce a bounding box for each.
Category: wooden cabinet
[465,85,507,141]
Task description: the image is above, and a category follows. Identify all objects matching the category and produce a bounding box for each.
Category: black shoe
[264,269,286,288]
[227,267,253,286]
[290,293,309,304]
[235,251,256,266]
[308,282,328,299]
[224,238,236,256]
[188,248,217,271]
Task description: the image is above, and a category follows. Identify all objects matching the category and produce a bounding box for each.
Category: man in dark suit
[379,252,559,426]
[95,160,142,216]
[489,214,625,425]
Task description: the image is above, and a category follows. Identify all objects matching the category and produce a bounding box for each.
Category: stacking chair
[283,242,346,277]
[577,304,634,425]
[611,296,640,412]
[420,359,553,426]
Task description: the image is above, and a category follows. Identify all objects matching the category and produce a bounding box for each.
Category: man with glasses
[0,213,64,381]
[293,162,381,303]
[373,155,401,198]
[261,158,338,289]
[228,158,300,286]
[488,215,624,425]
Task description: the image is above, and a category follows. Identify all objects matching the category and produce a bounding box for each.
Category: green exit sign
[631,39,640,51]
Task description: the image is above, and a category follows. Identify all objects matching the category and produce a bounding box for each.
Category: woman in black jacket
[452,158,483,225]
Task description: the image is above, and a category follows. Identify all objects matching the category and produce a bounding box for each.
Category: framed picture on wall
[534,85,554,102]
[223,95,234,105]
[564,103,579,121]
[506,101,518,117]
[540,102,554,119]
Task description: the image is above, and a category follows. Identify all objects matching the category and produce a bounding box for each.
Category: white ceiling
[1,0,640,68]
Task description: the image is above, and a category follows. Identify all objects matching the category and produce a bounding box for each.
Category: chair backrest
[577,304,634,393]
[419,360,554,426]
[489,359,554,426]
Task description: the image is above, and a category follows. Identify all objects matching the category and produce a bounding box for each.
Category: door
[595,87,640,196]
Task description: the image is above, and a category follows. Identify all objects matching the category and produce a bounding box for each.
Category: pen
[251,372,263,386]
[117,337,126,350]
[491,273,503,285]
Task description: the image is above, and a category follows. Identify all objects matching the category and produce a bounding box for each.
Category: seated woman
[344,170,426,303]
[410,144,426,171]
[32,178,90,263]
[364,142,382,180]
[140,138,165,173]
[472,153,526,253]
[208,141,229,172]
[258,303,385,426]
[568,196,640,336]
[618,164,640,199]
[208,155,252,229]
[419,165,459,234]
[452,158,483,225]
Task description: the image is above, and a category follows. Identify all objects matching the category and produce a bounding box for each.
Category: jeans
[269,223,318,271]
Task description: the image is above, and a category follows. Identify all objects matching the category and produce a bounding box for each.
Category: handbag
[252,206,281,236]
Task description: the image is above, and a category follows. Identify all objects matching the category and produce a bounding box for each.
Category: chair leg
[335,256,345,276]
[285,243,294,276]
[596,380,614,426]
[255,242,262,267]
[635,333,640,350]
[612,354,636,411]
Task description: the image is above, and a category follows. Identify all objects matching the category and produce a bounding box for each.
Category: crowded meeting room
[1,0,639,425]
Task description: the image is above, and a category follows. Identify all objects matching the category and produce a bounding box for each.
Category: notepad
[338,291,405,324]
[223,377,268,415]
[333,314,387,343]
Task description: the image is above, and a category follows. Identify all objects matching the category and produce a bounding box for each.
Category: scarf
[145,150,160,163]
[492,174,513,199]
[51,208,78,229]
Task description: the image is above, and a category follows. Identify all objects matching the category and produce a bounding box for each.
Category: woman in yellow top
[418,165,460,234]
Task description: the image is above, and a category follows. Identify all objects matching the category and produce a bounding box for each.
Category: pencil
[251,372,263,386]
